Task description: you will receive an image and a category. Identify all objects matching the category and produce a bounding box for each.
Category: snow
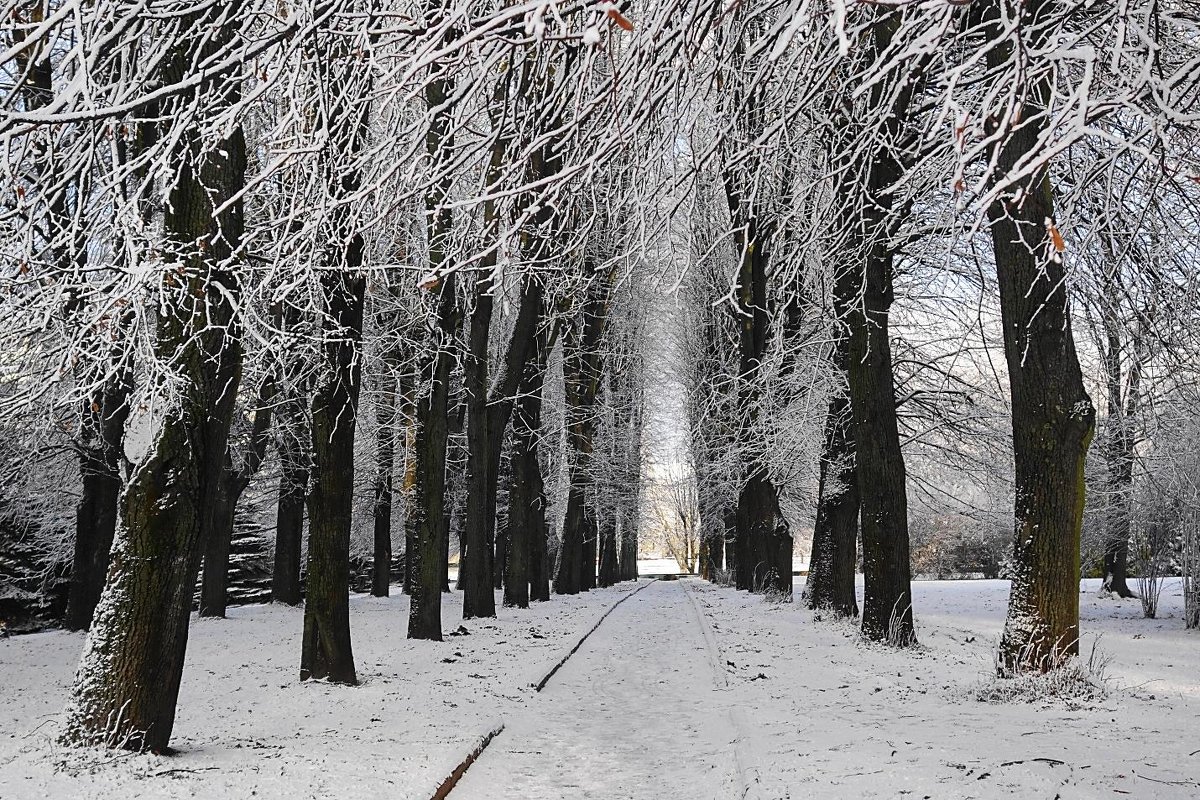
[0,584,650,799]
[2,578,1198,798]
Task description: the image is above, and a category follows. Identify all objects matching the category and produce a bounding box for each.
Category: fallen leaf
[607,8,634,31]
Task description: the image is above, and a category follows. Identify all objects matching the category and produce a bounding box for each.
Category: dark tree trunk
[407,275,458,640]
[502,461,530,609]
[597,506,619,588]
[199,464,239,618]
[273,394,308,606]
[1101,458,1135,598]
[299,8,374,682]
[619,508,639,582]
[826,8,920,645]
[461,274,497,617]
[736,471,792,594]
[301,262,365,685]
[504,333,550,607]
[372,376,397,598]
[201,371,276,618]
[554,271,614,596]
[720,30,791,594]
[986,0,1095,673]
[581,509,597,591]
[60,12,246,748]
[840,198,913,645]
[513,334,553,604]
[803,376,860,617]
[408,42,458,638]
[701,518,723,580]
[65,377,130,631]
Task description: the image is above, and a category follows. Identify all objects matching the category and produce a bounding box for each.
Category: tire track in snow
[430,579,657,800]
[533,578,659,691]
[681,579,761,800]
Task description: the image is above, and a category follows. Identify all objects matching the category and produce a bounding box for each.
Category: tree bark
[200,372,276,618]
[619,507,640,582]
[65,376,130,631]
[273,387,308,606]
[301,262,365,685]
[828,8,920,645]
[986,0,1095,673]
[407,275,458,640]
[408,37,458,638]
[724,189,791,595]
[199,462,239,618]
[299,4,374,683]
[597,505,619,588]
[803,374,860,617]
[60,8,245,748]
[461,273,497,617]
[372,375,397,598]
[503,327,551,607]
[581,508,597,591]
[554,273,614,596]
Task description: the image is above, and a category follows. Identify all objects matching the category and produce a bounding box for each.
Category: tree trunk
[407,275,458,640]
[199,463,239,618]
[986,0,1095,673]
[581,509,597,591]
[462,274,497,617]
[554,271,614,595]
[273,398,308,606]
[201,372,276,618]
[301,264,365,685]
[597,506,619,588]
[842,223,914,644]
[65,377,130,631]
[408,39,458,637]
[298,1,376,683]
[502,459,530,608]
[619,507,640,581]
[828,8,919,645]
[372,376,397,598]
[60,12,246,747]
[803,378,860,617]
[512,332,552,604]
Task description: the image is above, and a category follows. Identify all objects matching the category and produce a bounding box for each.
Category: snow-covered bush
[972,639,1112,708]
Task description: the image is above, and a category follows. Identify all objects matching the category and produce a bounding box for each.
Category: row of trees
[678,0,1199,667]
[2,0,657,751]
[3,0,1199,757]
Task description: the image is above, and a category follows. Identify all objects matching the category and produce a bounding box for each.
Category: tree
[298,0,378,685]
[980,0,1096,672]
[553,262,616,596]
[407,13,460,640]
[199,369,276,617]
[59,2,248,750]
[272,302,311,606]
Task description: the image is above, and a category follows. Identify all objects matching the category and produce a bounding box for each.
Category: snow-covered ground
[1,578,1197,799]
[0,584,648,799]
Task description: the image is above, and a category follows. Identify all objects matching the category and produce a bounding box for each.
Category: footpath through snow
[1,577,1199,798]
[453,579,742,798]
